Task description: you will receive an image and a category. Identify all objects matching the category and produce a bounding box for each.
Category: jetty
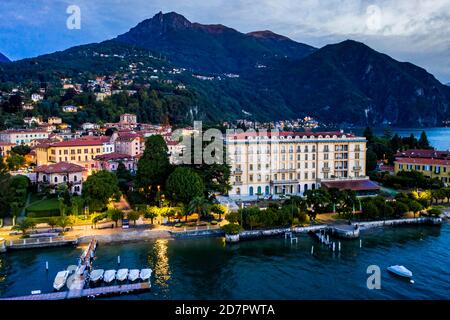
[0,238,152,300]
[1,282,151,300]
[4,236,78,251]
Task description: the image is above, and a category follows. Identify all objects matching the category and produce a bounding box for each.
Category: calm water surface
[354,127,450,150]
[1,223,449,299]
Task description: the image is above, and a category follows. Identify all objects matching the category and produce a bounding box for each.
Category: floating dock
[1,282,151,300]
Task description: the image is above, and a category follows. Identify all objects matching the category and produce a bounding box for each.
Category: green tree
[136,135,171,202]
[366,148,378,172]
[6,153,25,171]
[57,215,74,233]
[408,200,423,218]
[116,161,131,192]
[418,131,431,149]
[127,210,140,226]
[82,170,120,211]
[12,218,36,235]
[107,208,124,227]
[47,217,58,230]
[187,197,211,222]
[210,204,227,220]
[166,167,204,205]
[144,206,159,224]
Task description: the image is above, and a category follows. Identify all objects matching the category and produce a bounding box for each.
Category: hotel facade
[225,131,369,198]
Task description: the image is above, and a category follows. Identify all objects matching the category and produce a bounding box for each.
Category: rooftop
[226,131,357,140]
[35,162,85,174]
[395,157,450,166]
[321,179,380,191]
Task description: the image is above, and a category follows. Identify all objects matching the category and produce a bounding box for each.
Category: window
[54,177,58,183]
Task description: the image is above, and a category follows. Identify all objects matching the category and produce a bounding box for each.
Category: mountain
[115,11,316,74]
[1,12,449,127]
[249,40,450,127]
[0,52,10,63]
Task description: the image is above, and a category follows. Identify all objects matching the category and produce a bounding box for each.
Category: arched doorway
[249,186,254,196]
[265,186,270,195]
[236,187,241,195]
[257,186,262,195]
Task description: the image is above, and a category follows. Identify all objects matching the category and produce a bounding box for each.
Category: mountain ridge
[0,52,10,63]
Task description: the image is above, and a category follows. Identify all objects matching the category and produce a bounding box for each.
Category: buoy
[410,280,415,284]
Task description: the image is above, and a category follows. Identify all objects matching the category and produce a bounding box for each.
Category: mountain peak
[131,11,192,32]
[0,52,10,63]
[247,30,290,41]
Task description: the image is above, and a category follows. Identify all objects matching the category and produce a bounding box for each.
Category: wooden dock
[1,282,151,300]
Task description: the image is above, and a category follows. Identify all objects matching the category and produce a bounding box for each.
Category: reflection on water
[150,239,171,289]
[0,223,449,299]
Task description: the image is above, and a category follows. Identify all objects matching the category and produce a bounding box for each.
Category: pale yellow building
[225,131,368,198]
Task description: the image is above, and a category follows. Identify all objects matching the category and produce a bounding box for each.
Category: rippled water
[1,223,449,299]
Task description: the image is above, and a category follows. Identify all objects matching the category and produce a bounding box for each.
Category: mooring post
[117,256,121,265]
[311,246,314,255]
[332,242,335,252]
[360,239,362,248]
[46,261,49,272]
[338,242,341,252]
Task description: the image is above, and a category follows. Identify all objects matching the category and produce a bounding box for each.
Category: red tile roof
[51,136,111,147]
[395,158,450,166]
[35,162,85,174]
[395,149,449,159]
[95,152,135,161]
[322,179,380,191]
[226,131,356,139]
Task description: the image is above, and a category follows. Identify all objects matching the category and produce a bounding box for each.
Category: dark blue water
[1,223,449,299]
[354,127,450,150]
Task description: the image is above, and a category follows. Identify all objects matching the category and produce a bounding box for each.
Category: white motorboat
[139,268,152,281]
[90,269,104,283]
[116,268,129,281]
[76,264,86,276]
[104,270,116,283]
[387,265,413,278]
[128,269,140,282]
[53,271,69,291]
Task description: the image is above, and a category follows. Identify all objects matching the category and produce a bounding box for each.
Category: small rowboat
[387,265,414,282]
[90,269,104,283]
[128,269,140,282]
[104,270,116,283]
[139,268,152,281]
[116,269,128,282]
[53,271,69,291]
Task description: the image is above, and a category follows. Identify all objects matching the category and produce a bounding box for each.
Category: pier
[4,236,78,251]
[1,282,151,300]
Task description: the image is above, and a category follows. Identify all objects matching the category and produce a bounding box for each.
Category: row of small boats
[53,267,152,290]
[89,268,152,284]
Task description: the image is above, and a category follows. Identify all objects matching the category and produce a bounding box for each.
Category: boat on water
[140,268,152,281]
[387,265,413,279]
[104,270,116,283]
[76,264,86,275]
[90,269,104,283]
[53,271,69,291]
[116,269,129,281]
[128,269,140,282]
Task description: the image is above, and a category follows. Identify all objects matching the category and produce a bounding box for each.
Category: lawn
[26,198,61,217]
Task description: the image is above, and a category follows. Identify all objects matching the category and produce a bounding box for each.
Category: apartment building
[35,136,114,170]
[394,149,450,185]
[0,128,50,145]
[35,162,85,194]
[225,131,370,198]
[113,132,142,157]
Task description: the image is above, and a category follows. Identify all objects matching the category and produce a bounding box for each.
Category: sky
[0,0,449,83]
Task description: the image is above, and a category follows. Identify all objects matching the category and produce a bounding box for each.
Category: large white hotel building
[225,130,374,198]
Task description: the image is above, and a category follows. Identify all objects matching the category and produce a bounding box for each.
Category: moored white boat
[116,268,129,281]
[139,268,152,281]
[90,269,104,283]
[104,270,116,283]
[53,271,69,291]
[128,269,140,282]
[387,265,413,278]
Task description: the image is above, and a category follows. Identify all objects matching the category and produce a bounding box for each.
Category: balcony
[233,168,243,175]
[233,181,243,186]
[321,167,330,172]
[270,179,298,185]
[353,166,361,171]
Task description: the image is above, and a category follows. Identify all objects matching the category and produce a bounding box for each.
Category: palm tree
[187,197,211,223]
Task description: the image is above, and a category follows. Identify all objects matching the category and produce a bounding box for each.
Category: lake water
[1,223,449,300]
[354,127,450,150]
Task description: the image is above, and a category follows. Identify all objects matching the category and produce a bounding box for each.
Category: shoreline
[1,217,445,251]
